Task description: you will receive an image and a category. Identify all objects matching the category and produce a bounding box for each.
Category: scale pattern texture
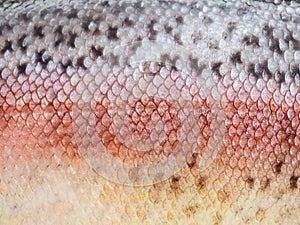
[0,0,300,224]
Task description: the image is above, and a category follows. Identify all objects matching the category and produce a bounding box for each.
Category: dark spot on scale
[203,16,213,24]
[89,46,103,60]
[230,52,242,64]
[111,4,126,15]
[18,12,30,22]
[176,16,183,25]
[139,62,164,77]
[147,20,157,40]
[280,13,291,22]
[261,178,271,190]
[170,65,178,72]
[262,24,273,37]
[227,22,236,33]
[269,38,282,54]
[170,176,181,191]
[42,57,52,68]
[290,175,299,189]
[217,4,226,11]
[210,62,222,77]
[222,32,229,40]
[55,36,64,47]
[245,177,254,189]
[286,129,296,144]
[39,9,49,18]
[94,15,104,24]
[5,23,12,30]
[284,0,293,5]
[223,22,236,40]
[33,25,44,38]
[188,57,198,69]
[0,26,4,36]
[187,153,199,168]
[158,0,171,6]
[133,2,144,11]
[61,59,72,70]
[35,49,45,62]
[174,33,183,45]
[182,204,198,216]
[81,17,93,32]
[247,61,271,80]
[275,161,283,174]
[237,7,248,16]
[290,64,299,77]
[284,32,293,43]
[53,8,63,15]
[17,63,27,75]
[53,27,64,47]
[195,175,206,190]
[106,27,118,40]
[101,1,110,7]
[208,40,219,49]
[255,60,271,79]
[54,25,63,34]
[161,54,179,69]
[158,62,166,68]
[1,40,13,54]
[188,56,206,75]
[274,71,285,83]
[246,63,255,76]
[92,28,101,36]
[284,32,300,50]
[128,39,139,52]
[76,56,87,69]
[291,39,300,51]
[164,25,173,34]
[67,32,77,48]
[17,34,27,51]
[123,17,133,27]
[35,49,52,68]
[242,35,260,47]
[66,8,78,19]
[0,23,12,36]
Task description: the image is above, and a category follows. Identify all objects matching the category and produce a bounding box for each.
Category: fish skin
[0,0,300,224]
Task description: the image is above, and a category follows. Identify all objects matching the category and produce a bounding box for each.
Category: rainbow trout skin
[0,0,300,224]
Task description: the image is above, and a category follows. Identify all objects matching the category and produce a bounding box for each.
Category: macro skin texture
[1,0,300,224]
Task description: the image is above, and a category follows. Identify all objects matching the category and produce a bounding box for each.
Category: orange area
[94,96,182,166]
[0,101,79,165]
[216,93,300,195]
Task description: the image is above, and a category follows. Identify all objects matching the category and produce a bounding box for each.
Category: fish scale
[0,0,300,224]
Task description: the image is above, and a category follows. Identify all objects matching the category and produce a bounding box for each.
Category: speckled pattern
[0,0,300,224]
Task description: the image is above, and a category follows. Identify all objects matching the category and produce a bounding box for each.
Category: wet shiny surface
[0,0,300,224]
